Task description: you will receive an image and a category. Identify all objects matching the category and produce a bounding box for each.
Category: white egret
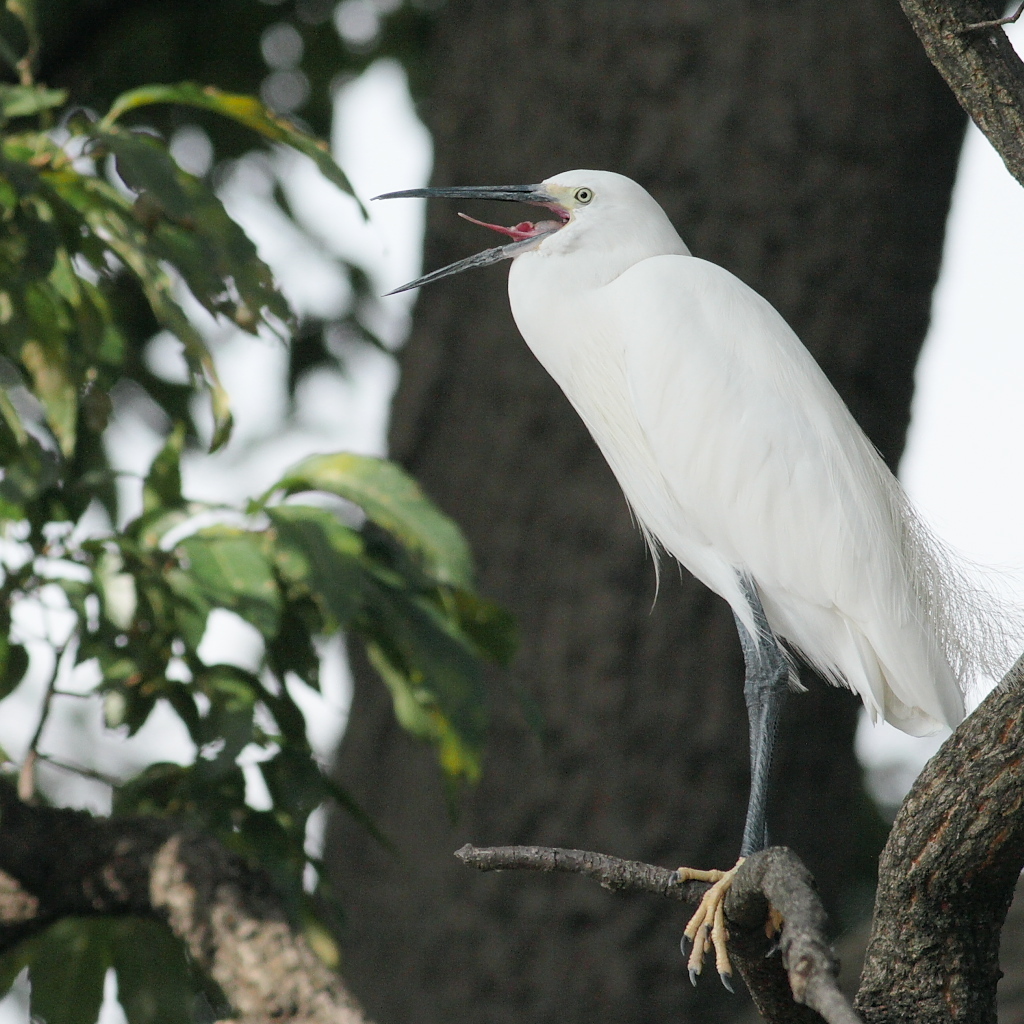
[375,170,1010,986]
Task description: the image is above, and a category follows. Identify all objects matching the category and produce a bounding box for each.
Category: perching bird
[375,169,1008,985]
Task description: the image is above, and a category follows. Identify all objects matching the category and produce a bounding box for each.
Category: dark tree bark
[898,0,1024,186]
[0,783,369,1024]
[454,844,855,1024]
[326,3,966,1022]
[856,655,1024,1024]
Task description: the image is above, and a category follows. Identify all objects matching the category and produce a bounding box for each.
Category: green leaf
[121,687,158,737]
[192,664,258,775]
[112,761,190,816]
[447,589,518,666]
[0,431,58,512]
[0,85,67,118]
[0,168,60,299]
[260,682,308,750]
[265,504,365,629]
[40,168,235,450]
[94,129,196,222]
[360,580,489,784]
[303,916,341,970]
[96,548,138,630]
[263,453,474,589]
[171,526,282,639]
[320,773,395,853]
[259,745,327,820]
[0,386,27,445]
[109,919,195,1024]
[27,919,111,1024]
[364,634,480,786]
[0,948,27,1002]
[232,807,302,873]
[91,127,292,336]
[143,423,185,514]
[0,635,29,700]
[20,335,76,457]
[266,602,320,689]
[101,83,362,212]
[114,759,248,825]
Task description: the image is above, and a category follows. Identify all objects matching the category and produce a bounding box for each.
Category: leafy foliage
[23,0,440,402]
[0,4,511,1023]
[0,919,200,1024]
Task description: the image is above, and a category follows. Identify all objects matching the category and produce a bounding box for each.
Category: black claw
[689,968,699,988]
[720,972,734,993]
[680,933,691,958]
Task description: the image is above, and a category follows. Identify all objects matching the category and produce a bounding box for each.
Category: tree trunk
[326,3,965,1022]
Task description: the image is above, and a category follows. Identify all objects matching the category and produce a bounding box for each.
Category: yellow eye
[574,187,594,204]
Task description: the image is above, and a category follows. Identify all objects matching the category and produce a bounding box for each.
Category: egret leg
[734,579,790,857]
[679,579,789,987]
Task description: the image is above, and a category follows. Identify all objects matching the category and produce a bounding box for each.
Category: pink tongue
[458,212,539,241]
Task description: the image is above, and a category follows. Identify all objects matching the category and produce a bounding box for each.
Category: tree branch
[456,843,858,1024]
[855,653,1024,1024]
[0,782,372,1024]
[898,0,1024,185]
[454,843,708,900]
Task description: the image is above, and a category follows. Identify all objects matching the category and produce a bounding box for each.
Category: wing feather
[605,255,965,730]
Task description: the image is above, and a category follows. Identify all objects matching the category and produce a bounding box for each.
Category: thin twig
[455,843,709,901]
[35,752,121,788]
[15,751,36,804]
[456,843,861,1024]
[18,637,74,802]
[963,0,1024,31]
[6,0,39,86]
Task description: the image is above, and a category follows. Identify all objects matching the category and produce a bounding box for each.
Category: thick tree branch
[0,782,371,1024]
[855,653,1024,1024]
[899,1,1024,185]
[457,843,858,1024]
[727,849,861,1024]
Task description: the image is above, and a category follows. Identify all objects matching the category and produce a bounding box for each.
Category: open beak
[372,184,567,295]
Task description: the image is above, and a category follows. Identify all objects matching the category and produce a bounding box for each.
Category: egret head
[374,170,683,294]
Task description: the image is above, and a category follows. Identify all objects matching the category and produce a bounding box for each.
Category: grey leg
[733,579,790,857]
[677,582,790,987]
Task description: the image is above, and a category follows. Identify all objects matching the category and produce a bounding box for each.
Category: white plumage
[508,169,987,735]
[378,166,1017,981]
[379,168,1015,737]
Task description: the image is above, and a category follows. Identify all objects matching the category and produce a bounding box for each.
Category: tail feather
[897,488,1023,709]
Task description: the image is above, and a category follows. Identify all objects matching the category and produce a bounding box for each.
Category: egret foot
[678,857,745,988]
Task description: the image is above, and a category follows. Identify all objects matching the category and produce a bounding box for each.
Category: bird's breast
[506,255,706,564]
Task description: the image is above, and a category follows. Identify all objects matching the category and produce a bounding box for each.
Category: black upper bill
[373,184,556,204]
[373,184,561,294]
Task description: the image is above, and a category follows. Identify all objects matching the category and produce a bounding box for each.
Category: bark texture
[898,0,1024,186]
[0,783,369,1024]
[327,3,966,1023]
[457,843,857,1024]
[856,655,1024,1024]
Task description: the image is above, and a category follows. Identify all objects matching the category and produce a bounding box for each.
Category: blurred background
[2,2,1023,1022]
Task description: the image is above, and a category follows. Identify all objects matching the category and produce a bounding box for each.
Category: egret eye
[574,187,594,204]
